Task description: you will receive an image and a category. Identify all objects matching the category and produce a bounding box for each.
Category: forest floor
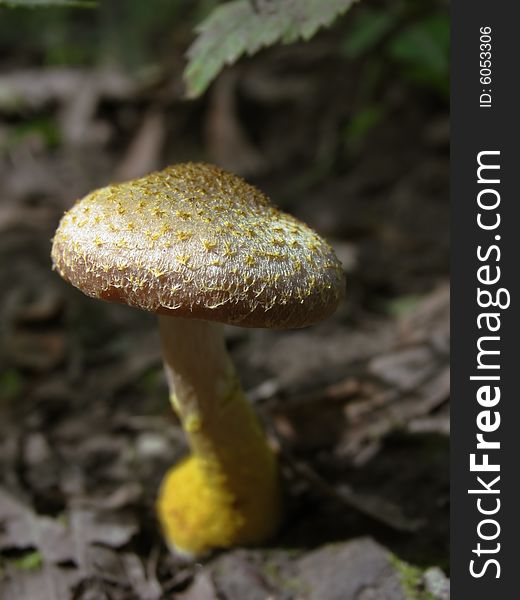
[0,34,449,600]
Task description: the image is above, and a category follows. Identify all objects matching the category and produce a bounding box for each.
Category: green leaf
[342,7,398,59]
[344,104,385,150]
[185,0,360,98]
[385,294,422,318]
[0,369,23,400]
[388,15,449,96]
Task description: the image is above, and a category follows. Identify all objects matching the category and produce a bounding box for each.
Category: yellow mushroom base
[157,451,282,556]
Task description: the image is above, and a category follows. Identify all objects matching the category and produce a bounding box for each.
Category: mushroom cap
[51,163,345,328]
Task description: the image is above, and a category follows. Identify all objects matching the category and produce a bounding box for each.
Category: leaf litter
[0,24,449,598]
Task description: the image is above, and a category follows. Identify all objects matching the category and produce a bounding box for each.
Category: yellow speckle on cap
[177,230,193,241]
[223,242,236,258]
[202,239,217,251]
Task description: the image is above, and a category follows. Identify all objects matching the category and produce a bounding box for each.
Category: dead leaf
[177,570,217,600]
[7,330,65,372]
[296,538,408,600]
[120,552,162,600]
[115,109,166,182]
[369,346,436,391]
[1,563,81,600]
[0,488,138,576]
[205,70,266,177]
[0,488,73,563]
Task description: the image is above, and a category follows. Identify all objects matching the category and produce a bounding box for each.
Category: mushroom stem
[156,315,282,556]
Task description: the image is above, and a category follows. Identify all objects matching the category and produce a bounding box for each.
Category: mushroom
[51,162,345,556]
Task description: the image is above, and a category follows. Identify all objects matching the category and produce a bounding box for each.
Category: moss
[262,557,306,595]
[280,577,304,593]
[0,368,23,401]
[10,551,43,571]
[262,560,279,580]
[389,554,435,600]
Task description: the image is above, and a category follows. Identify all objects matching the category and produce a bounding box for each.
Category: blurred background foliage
[0,0,215,68]
[0,0,449,98]
[0,0,449,172]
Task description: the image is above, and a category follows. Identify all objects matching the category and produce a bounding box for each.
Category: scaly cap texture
[51,163,344,328]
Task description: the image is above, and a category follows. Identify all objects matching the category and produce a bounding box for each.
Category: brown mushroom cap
[51,163,345,328]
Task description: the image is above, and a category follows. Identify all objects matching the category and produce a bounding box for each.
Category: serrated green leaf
[185,0,360,98]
